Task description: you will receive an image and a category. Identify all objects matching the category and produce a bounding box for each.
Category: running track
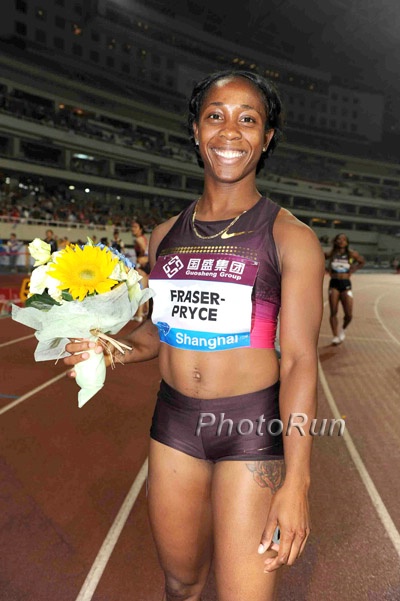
[0,272,399,600]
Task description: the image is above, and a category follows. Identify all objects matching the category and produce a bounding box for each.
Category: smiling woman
[188,69,283,178]
[62,69,325,601]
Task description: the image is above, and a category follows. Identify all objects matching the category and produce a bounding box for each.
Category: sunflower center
[79,268,97,280]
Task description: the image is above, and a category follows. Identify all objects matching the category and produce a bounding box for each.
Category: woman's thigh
[328,287,340,313]
[212,459,285,601]
[340,289,353,316]
[147,439,214,585]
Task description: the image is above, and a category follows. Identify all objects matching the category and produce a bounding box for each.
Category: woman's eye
[209,113,222,120]
[242,116,256,123]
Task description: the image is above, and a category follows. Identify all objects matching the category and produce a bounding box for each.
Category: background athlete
[325,233,365,345]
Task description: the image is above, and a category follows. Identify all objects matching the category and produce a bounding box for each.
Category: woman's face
[335,234,348,249]
[193,76,273,185]
[131,222,142,236]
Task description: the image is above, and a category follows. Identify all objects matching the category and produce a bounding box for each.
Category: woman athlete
[63,70,325,601]
[325,233,365,345]
[131,219,150,321]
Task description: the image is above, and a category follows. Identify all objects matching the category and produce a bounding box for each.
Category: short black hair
[187,69,284,172]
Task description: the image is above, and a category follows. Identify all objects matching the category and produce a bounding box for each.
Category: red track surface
[0,272,399,600]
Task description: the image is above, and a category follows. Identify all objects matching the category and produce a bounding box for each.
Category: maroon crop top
[153,196,282,349]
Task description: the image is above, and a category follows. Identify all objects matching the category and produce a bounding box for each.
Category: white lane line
[319,333,394,343]
[0,371,68,416]
[0,334,35,348]
[374,293,400,347]
[318,360,400,557]
[322,284,400,345]
[74,458,149,601]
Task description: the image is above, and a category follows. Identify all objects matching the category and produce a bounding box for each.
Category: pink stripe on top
[250,300,279,349]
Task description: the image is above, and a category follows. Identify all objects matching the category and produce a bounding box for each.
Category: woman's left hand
[257,482,311,572]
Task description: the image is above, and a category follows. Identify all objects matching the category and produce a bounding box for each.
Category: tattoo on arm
[246,459,286,494]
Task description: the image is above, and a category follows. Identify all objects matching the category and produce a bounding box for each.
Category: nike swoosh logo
[221,230,255,239]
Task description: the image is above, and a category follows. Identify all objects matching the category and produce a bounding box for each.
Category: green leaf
[25,292,61,311]
[61,290,74,302]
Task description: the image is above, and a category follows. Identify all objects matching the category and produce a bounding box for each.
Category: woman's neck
[198,185,262,220]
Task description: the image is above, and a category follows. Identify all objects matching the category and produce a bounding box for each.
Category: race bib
[150,253,258,351]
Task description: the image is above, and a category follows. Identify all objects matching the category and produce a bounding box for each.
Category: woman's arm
[135,235,148,257]
[349,249,365,273]
[259,211,325,571]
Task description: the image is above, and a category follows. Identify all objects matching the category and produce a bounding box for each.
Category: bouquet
[12,238,153,407]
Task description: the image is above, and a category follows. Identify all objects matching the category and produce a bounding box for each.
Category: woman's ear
[193,123,199,145]
[263,129,275,152]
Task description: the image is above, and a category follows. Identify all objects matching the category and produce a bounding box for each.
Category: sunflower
[48,244,119,301]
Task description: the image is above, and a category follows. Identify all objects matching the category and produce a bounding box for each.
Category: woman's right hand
[63,339,109,377]
[63,320,161,375]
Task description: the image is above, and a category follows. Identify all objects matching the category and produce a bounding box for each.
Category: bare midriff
[330,272,351,280]
[158,345,279,399]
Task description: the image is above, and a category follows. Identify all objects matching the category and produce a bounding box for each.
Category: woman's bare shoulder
[273,208,325,266]
[148,213,181,266]
[274,207,319,242]
[151,213,181,242]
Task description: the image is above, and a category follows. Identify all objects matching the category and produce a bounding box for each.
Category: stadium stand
[0,0,399,272]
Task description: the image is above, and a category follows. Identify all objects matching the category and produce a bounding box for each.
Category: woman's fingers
[63,340,102,366]
[63,338,117,377]
[258,522,278,555]
[263,528,309,572]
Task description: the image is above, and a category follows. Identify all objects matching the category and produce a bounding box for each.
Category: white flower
[110,263,144,302]
[29,264,64,303]
[126,268,143,302]
[28,238,52,266]
[110,260,128,282]
[46,282,64,304]
[29,265,52,295]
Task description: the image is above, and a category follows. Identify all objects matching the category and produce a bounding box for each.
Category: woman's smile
[212,147,246,159]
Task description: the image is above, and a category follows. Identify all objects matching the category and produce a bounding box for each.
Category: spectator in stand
[111,229,125,253]
[44,229,58,253]
[6,233,22,272]
[58,236,71,250]
[0,238,8,269]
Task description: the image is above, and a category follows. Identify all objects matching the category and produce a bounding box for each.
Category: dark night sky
[152,0,400,131]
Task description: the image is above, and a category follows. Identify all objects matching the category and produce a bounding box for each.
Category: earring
[195,140,199,146]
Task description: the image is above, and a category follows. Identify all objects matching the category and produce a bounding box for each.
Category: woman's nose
[219,122,241,140]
